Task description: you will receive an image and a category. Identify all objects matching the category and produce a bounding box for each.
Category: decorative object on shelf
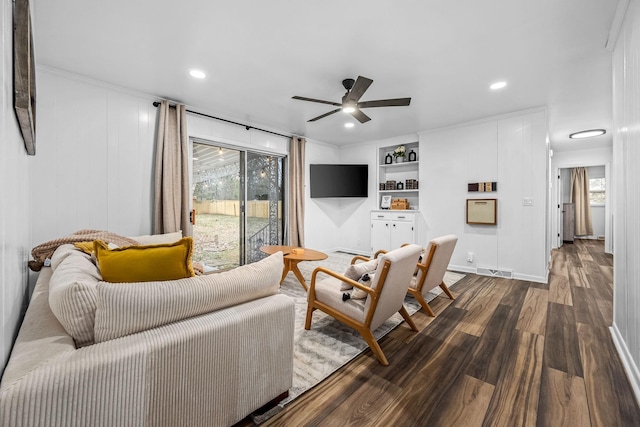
[405,179,418,189]
[379,183,385,190]
[397,182,404,190]
[384,153,393,164]
[381,195,392,209]
[391,198,410,210]
[468,181,498,192]
[466,199,497,225]
[393,145,406,163]
[408,150,417,162]
[385,180,396,190]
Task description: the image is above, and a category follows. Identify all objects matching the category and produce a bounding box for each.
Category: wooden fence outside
[194,200,282,218]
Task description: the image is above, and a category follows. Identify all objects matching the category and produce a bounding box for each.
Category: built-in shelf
[377,142,419,210]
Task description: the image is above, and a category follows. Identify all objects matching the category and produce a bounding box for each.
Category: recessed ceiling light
[569,129,606,139]
[490,81,507,90]
[189,69,206,79]
[344,122,354,128]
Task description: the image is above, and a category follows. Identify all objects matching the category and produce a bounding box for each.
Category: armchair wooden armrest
[309,266,376,297]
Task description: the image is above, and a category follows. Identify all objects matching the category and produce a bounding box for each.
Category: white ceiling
[33,0,619,151]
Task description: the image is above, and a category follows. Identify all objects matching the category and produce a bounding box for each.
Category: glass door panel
[192,143,241,270]
[192,141,284,269]
[246,152,284,263]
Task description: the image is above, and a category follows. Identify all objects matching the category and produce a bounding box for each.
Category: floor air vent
[476,267,513,279]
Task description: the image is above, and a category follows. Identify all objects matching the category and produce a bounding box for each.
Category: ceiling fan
[292,76,411,123]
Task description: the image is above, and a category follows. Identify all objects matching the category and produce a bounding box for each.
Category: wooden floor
[247,240,640,426]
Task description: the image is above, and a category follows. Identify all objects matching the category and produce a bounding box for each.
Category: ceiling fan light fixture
[569,129,606,139]
[344,122,354,128]
[342,102,356,113]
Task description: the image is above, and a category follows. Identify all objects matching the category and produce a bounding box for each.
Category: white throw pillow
[351,273,376,299]
[48,249,102,347]
[94,252,284,342]
[129,230,183,245]
[342,258,378,291]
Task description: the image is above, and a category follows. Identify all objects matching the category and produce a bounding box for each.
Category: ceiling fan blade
[344,76,373,103]
[308,108,341,122]
[292,96,341,107]
[358,98,412,108]
[350,109,371,123]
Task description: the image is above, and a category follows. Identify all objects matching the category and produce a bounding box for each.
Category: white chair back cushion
[367,244,422,330]
[418,235,458,294]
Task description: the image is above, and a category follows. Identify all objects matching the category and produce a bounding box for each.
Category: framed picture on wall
[14,0,36,155]
[466,199,497,225]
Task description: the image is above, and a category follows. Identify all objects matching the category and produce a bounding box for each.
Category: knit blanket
[29,230,139,271]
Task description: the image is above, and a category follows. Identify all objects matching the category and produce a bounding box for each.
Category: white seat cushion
[313,276,366,324]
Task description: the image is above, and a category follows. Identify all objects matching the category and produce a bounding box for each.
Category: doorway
[191,140,285,270]
[553,164,611,253]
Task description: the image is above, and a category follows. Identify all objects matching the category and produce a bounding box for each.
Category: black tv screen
[310,164,368,198]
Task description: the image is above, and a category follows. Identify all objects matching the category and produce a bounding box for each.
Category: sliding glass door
[191,140,284,270]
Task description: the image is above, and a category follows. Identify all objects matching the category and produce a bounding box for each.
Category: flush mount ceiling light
[344,122,354,128]
[569,129,606,139]
[490,81,507,90]
[189,69,206,79]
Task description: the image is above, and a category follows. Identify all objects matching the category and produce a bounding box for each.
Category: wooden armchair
[409,234,458,316]
[305,244,422,366]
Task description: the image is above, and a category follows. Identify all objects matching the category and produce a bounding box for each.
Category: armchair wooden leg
[359,327,389,366]
[305,306,315,330]
[399,306,419,332]
[411,291,436,317]
[439,282,455,300]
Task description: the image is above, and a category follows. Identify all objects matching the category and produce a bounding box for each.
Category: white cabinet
[370,211,418,253]
[378,141,419,210]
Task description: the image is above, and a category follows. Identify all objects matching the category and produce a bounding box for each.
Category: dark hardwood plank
[467,303,521,385]
[425,375,494,427]
[577,322,640,426]
[571,287,606,327]
[544,302,583,377]
[482,331,544,427]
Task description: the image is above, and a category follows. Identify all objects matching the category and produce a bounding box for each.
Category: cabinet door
[390,220,415,249]
[371,220,390,253]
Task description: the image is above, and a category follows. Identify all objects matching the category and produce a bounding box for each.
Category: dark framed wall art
[14,0,36,155]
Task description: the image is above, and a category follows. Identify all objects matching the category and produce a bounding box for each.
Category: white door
[390,220,415,249]
[371,220,390,254]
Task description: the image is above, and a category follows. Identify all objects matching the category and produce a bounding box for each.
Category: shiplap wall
[611,0,640,403]
[0,0,32,369]
[419,109,548,282]
[32,68,158,245]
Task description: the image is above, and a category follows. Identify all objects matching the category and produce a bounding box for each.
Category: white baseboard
[448,264,476,274]
[610,323,640,407]
[512,272,548,284]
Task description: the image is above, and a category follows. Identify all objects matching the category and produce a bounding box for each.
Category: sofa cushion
[48,246,102,347]
[130,230,182,245]
[94,237,195,283]
[94,251,284,342]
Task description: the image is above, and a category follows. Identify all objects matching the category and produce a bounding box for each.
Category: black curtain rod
[152,101,293,139]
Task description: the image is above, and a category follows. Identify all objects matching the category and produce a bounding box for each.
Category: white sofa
[0,245,295,427]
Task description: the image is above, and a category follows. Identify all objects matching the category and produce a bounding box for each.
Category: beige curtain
[288,136,306,247]
[153,100,192,236]
[571,167,593,236]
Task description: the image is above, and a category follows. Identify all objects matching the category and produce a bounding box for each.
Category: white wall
[420,109,548,282]
[611,0,640,405]
[1,0,32,370]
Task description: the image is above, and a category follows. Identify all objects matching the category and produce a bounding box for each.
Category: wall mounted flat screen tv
[310,164,368,198]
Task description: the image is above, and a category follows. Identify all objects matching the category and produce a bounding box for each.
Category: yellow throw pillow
[94,237,195,283]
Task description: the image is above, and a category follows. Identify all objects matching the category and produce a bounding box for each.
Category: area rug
[252,251,465,423]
